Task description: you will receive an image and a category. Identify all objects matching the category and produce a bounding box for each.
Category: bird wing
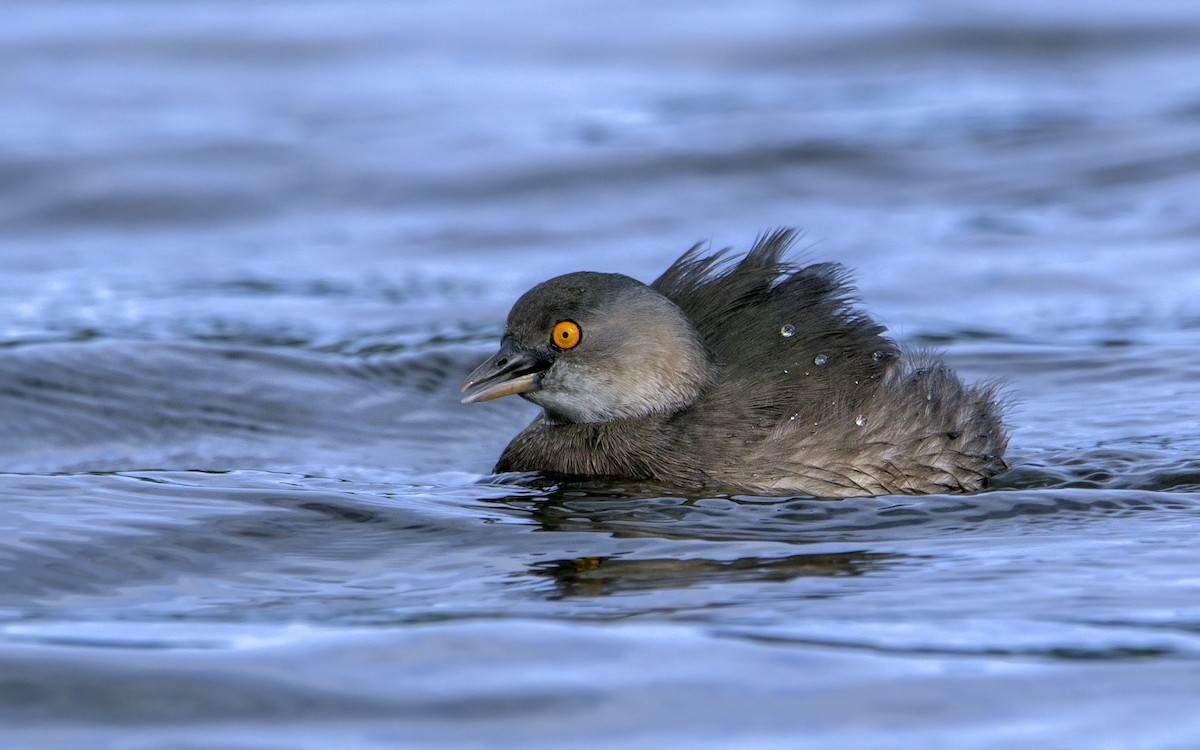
[650,228,898,426]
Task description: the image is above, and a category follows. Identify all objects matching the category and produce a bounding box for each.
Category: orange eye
[551,320,581,350]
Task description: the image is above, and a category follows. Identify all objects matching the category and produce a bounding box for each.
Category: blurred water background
[2,1,1200,747]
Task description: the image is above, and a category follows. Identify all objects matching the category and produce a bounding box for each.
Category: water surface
[3,1,1200,747]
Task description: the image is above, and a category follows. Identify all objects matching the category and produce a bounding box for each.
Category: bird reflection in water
[480,483,902,598]
[530,550,895,599]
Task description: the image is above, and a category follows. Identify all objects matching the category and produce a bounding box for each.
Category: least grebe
[462,229,1008,497]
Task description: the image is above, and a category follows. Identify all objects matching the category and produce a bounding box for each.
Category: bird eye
[551,320,581,350]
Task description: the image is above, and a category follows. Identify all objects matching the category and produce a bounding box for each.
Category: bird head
[461,272,714,424]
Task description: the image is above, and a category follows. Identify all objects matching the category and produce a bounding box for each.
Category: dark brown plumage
[461,229,1009,497]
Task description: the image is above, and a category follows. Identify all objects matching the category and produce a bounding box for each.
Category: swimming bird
[461,229,1008,497]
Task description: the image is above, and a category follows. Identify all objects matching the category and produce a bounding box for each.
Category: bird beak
[460,338,549,404]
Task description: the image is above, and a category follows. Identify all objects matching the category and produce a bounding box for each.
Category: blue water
[3,1,1200,747]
